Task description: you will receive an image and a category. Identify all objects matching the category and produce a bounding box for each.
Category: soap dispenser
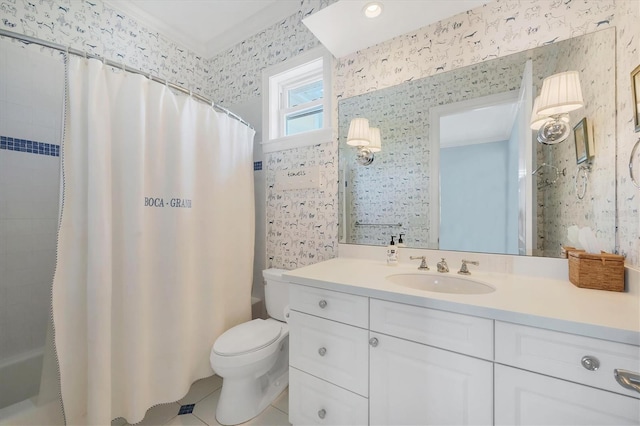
[387,235,399,266]
[397,233,406,262]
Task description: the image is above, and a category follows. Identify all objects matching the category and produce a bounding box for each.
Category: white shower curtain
[53,57,255,425]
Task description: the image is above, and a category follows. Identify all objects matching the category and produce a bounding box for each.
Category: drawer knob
[318,408,326,419]
[318,347,327,356]
[369,337,379,347]
[318,299,327,309]
[581,355,600,371]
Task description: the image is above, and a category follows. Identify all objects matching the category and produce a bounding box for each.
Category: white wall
[0,40,63,383]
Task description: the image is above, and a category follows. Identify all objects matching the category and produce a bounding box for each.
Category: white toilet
[210,269,290,425]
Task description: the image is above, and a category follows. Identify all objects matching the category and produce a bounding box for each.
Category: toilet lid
[213,319,282,356]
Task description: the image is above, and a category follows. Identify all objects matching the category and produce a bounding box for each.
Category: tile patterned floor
[111,376,290,426]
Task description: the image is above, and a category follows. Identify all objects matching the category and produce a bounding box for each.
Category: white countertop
[283,257,640,346]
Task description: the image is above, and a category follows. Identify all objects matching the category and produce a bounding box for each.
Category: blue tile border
[254,161,262,171]
[0,136,60,157]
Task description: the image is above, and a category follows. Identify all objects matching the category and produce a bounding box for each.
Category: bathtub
[0,348,44,411]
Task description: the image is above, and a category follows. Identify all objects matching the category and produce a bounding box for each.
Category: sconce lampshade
[537,71,584,116]
[530,96,569,131]
[530,96,547,130]
[347,118,370,146]
[368,127,382,152]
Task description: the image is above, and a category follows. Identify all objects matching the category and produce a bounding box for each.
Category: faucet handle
[437,258,449,273]
[458,259,479,275]
[410,256,429,270]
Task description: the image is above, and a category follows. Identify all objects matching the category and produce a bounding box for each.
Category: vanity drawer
[495,321,640,398]
[289,367,368,426]
[289,310,369,397]
[370,299,494,360]
[290,284,368,328]
[495,364,640,425]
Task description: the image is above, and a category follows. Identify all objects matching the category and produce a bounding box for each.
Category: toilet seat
[213,319,282,356]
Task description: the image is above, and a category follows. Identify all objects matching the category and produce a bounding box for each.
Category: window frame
[262,47,332,153]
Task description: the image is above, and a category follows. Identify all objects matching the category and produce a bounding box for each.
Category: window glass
[288,80,323,108]
[286,106,323,136]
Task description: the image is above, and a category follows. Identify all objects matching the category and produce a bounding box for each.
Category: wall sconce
[347,118,382,166]
[530,96,569,131]
[532,71,584,145]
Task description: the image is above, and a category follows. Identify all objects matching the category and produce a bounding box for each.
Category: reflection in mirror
[338,28,615,258]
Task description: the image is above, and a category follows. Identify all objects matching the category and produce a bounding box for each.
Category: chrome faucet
[437,258,449,273]
[458,259,479,275]
[410,256,429,270]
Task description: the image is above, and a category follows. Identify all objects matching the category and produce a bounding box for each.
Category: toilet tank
[263,268,289,322]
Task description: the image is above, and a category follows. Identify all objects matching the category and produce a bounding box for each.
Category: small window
[262,47,332,153]
[282,75,324,136]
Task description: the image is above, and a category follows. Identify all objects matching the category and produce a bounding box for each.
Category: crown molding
[104,0,300,59]
[205,1,300,58]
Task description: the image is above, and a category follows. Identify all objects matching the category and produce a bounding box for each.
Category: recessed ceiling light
[363,2,383,19]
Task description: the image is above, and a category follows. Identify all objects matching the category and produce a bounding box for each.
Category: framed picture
[632,64,640,132]
[573,117,593,164]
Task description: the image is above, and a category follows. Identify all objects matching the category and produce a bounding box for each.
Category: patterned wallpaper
[0,0,217,97]
[3,0,639,267]
[334,1,619,99]
[207,0,333,105]
[538,30,616,257]
[612,0,640,267]
[204,0,340,269]
[338,29,616,257]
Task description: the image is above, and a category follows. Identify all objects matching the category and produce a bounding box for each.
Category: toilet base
[215,368,289,425]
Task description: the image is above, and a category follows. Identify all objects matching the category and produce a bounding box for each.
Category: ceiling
[105,0,492,60]
[105,0,301,58]
[440,102,519,148]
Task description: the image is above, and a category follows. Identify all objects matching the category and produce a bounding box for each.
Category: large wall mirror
[338,28,615,258]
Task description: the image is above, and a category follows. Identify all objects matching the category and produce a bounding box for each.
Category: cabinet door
[369,332,493,426]
[495,364,640,425]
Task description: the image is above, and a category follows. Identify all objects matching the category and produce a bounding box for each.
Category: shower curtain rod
[0,29,254,130]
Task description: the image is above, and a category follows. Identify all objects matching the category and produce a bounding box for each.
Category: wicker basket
[568,251,625,292]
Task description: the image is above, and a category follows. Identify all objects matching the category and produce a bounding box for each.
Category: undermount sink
[386,273,495,294]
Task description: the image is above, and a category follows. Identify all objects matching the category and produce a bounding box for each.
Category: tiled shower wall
[0,40,64,363]
[3,0,639,269]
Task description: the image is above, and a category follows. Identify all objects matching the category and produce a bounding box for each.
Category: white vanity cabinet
[288,284,495,425]
[284,258,640,426]
[494,321,640,425]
